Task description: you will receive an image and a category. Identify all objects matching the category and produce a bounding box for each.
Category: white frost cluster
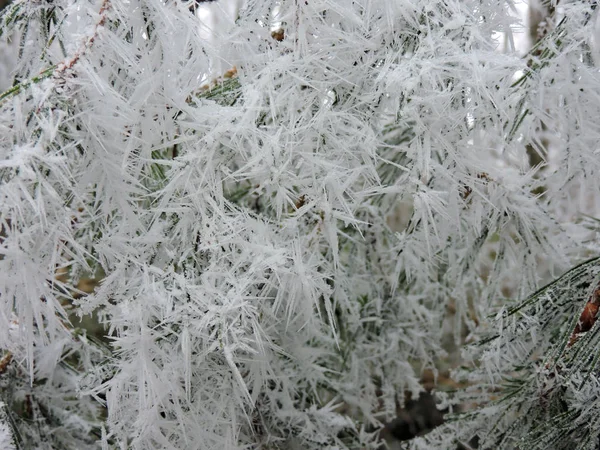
[0,0,599,448]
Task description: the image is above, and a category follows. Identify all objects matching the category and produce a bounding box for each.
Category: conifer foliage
[0,0,599,448]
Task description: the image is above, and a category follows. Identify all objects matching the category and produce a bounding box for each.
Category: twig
[56,0,111,73]
[0,0,112,105]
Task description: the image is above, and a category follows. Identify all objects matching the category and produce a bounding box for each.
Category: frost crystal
[1,0,600,448]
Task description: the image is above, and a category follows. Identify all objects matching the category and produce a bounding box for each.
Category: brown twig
[56,0,111,73]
